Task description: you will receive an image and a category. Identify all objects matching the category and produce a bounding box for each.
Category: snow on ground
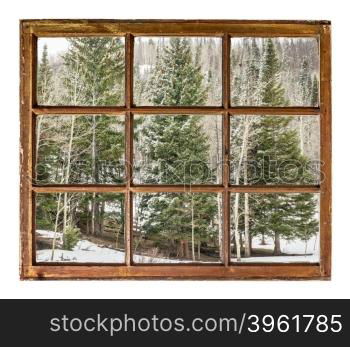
[36,229,62,240]
[231,254,319,263]
[231,235,320,263]
[36,230,319,264]
[36,230,188,263]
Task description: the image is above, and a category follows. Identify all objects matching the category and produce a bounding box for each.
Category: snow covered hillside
[231,235,319,263]
[36,230,186,264]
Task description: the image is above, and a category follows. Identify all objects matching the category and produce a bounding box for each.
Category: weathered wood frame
[20,20,331,280]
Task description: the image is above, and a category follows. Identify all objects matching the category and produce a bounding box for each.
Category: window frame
[20,20,331,280]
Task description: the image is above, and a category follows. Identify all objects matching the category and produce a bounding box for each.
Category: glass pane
[35,193,125,263]
[133,193,222,263]
[35,115,125,185]
[134,37,222,106]
[134,115,222,184]
[230,115,320,185]
[231,193,319,263]
[37,37,125,106]
[231,37,319,106]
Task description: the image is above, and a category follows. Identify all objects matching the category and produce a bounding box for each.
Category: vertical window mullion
[222,33,231,266]
[124,34,134,266]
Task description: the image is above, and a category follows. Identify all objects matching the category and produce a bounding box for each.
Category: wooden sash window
[20,20,331,279]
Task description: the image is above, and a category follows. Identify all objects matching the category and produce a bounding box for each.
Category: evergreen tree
[231,38,318,256]
[37,44,54,104]
[311,75,319,107]
[298,59,313,105]
[136,38,218,261]
[37,38,126,242]
[62,37,124,106]
[147,38,207,105]
[260,38,288,106]
[141,115,213,184]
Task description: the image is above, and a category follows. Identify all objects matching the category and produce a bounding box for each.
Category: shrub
[62,226,80,251]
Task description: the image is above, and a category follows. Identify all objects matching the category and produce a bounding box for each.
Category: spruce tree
[62,37,124,106]
[231,38,318,257]
[37,44,54,104]
[38,38,126,240]
[147,38,207,105]
[248,39,317,255]
[311,75,319,107]
[260,38,288,107]
[136,38,218,261]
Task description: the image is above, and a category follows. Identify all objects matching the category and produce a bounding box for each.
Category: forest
[35,36,320,263]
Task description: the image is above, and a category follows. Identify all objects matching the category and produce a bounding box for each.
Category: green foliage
[260,38,288,106]
[63,226,80,251]
[37,44,54,104]
[147,38,207,106]
[231,38,318,251]
[138,193,218,254]
[62,37,125,105]
[135,39,218,256]
[311,75,319,107]
[141,115,213,184]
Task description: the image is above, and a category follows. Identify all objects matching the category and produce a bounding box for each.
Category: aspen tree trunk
[51,192,62,261]
[35,117,43,182]
[273,231,281,255]
[100,200,105,234]
[63,116,76,237]
[299,116,304,155]
[115,227,120,250]
[232,118,250,261]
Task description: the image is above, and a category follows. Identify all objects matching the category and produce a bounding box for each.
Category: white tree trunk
[232,117,251,261]
[63,116,76,234]
[51,192,62,261]
[299,116,304,155]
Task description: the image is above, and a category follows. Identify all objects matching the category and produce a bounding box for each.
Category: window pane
[35,115,125,185]
[134,37,222,106]
[37,37,125,106]
[133,193,222,263]
[230,115,320,185]
[231,193,319,263]
[35,193,125,263]
[134,115,222,184]
[231,37,319,106]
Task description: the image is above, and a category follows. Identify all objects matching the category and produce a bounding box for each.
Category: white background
[0,0,348,299]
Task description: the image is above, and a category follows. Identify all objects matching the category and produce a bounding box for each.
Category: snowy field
[36,230,187,264]
[36,230,319,264]
[231,235,319,263]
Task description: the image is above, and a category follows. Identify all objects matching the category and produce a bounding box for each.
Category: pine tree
[231,38,318,257]
[37,38,126,242]
[136,38,218,261]
[298,59,314,105]
[37,44,54,104]
[62,37,124,106]
[260,38,288,106]
[147,38,207,106]
[311,75,319,107]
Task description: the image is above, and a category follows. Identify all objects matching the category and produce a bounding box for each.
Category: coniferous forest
[35,36,320,263]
